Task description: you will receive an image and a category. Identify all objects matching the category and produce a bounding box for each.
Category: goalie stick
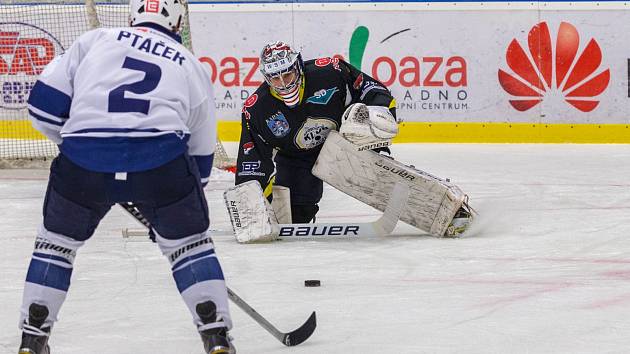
[123,183,410,239]
[117,202,317,347]
[273,182,409,238]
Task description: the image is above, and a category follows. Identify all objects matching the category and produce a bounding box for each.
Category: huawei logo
[498,22,609,112]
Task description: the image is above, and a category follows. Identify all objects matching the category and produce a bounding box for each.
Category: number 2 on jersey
[108,56,162,114]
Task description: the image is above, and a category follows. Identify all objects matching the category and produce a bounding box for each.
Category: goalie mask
[129,0,184,34]
[260,42,304,108]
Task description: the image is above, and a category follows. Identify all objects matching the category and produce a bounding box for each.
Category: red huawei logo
[498,22,609,112]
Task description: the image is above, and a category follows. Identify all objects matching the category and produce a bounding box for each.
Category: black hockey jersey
[235,57,396,191]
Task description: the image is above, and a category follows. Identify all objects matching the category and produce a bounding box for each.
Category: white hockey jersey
[27,24,216,183]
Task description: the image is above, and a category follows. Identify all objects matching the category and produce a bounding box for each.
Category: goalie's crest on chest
[265,111,291,138]
[294,117,338,150]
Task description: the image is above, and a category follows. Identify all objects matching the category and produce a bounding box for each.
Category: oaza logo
[498,21,610,113]
[0,23,63,109]
[348,26,467,88]
[344,26,469,111]
[203,26,468,112]
[199,56,262,88]
[368,55,466,88]
[199,56,264,109]
[200,27,467,90]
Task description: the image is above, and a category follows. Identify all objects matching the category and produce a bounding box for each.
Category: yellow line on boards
[393,122,630,144]
[217,121,241,143]
[220,121,630,144]
[4,120,630,144]
[0,120,47,140]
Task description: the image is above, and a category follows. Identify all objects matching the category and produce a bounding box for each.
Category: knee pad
[291,204,319,223]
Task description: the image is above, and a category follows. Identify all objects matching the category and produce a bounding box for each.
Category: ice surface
[2,143,630,353]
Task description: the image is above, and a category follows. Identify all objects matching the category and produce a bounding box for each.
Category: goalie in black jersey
[233,42,398,224]
[225,41,474,243]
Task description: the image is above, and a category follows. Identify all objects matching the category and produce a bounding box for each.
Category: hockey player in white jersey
[18,1,233,353]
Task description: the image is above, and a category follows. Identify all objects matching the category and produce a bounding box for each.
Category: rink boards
[3,0,630,142]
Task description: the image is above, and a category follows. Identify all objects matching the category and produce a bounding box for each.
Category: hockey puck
[304,280,321,287]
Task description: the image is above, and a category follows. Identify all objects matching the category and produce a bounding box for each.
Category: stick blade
[281,311,317,346]
[374,183,410,235]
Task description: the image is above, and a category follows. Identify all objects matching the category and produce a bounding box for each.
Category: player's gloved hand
[340,103,398,151]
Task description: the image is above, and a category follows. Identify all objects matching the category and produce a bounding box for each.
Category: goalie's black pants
[274,153,321,223]
[42,152,209,241]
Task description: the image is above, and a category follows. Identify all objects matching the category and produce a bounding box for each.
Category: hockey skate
[18,303,51,354]
[444,198,476,237]
[196,301,235,354]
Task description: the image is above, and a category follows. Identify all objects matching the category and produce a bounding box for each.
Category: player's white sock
[155,231,232,331]
[20,225,84,329]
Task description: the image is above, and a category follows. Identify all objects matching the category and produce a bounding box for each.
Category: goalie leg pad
[271,185,292,224]
[224,181,278,243]
[313,131,472,237]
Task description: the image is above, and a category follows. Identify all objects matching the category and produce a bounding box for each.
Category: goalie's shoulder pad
[223,181,278,243]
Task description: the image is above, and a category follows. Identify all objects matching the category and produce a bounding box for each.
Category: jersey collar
[269,75,306,107]
[133,22,182,44]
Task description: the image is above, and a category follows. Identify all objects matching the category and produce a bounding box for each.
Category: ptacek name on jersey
[117,30,185,65]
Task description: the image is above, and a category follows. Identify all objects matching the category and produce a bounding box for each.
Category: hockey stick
[119,202,152,229]
[121,183,410,239]
[227,287,316,346]
[117,202,318,346]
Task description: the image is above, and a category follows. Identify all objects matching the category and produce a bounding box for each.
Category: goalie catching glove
[339,103,399,151]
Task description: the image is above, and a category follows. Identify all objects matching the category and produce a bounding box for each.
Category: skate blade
[444,205,475,237]
[445,196,478,237]
[19,349,47,354]
[445,219,471,237]
[208,347,231,354]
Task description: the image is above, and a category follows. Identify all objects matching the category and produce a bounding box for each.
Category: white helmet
[260,41,304,107]
[129,0,184,33]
